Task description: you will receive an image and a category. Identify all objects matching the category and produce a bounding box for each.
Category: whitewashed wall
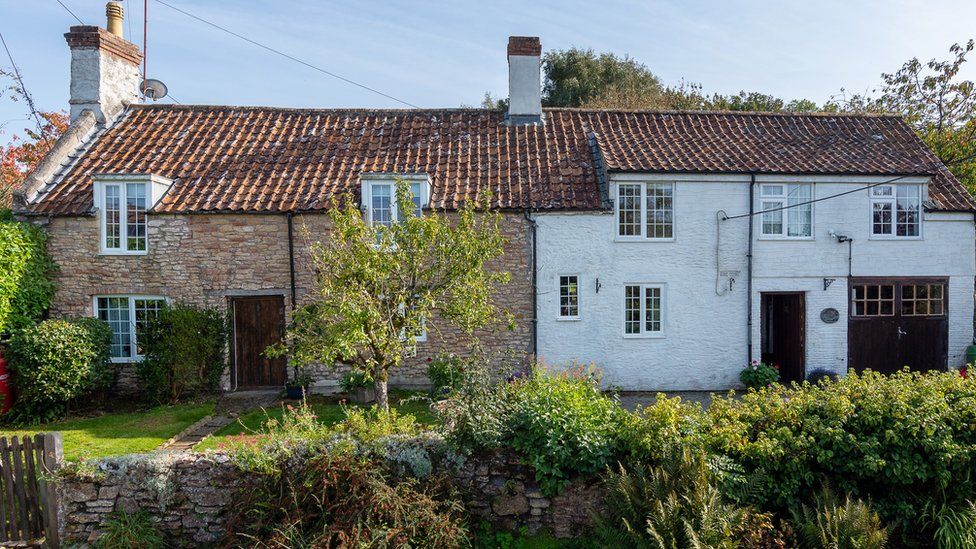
[536,174,975,390]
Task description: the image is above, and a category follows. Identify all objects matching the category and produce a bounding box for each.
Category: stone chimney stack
[64,2,142,123]
[507,36,543,125]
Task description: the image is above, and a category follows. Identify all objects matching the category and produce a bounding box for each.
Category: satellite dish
[140,78,169,101]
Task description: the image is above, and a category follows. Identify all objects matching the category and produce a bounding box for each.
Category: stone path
[156,389,282,453]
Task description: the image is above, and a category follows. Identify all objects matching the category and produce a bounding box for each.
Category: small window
[902,283,945,316]
[616,183,674,240]
[871,185,921,237]
[95,295,166,361]
[363,178,429,227]
[851,284,895,317]
[760,183,812,238]
[624,284,665,336]
[558,275,579,319]
[98,182,149,254]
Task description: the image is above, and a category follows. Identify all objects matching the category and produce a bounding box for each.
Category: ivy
[0,212,57,337]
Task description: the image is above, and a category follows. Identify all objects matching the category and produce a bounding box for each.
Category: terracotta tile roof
[30,105,975,215]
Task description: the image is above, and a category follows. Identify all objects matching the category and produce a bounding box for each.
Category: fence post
[39,433,62,549]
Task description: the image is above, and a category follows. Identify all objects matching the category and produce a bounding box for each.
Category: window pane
[761,185,784,196]
[645,184,673,239]
[559,276,579,318]
[618,185,642,236]
[134,298,166,355]
[105,185,122,249]
[409,182,423,218]
[97,297,132,358]
[787,184,812,237]
[873,202,892,235]
[644,286,662,333]
[371,184,392,228]
[873,186,893,197]
[125,183,147,251]
[896,186,920,236]
[762,201,784,235]
[624,285,641,334]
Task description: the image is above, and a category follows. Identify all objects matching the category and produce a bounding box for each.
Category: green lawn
[0,401,215,462]
[195,392,436,452]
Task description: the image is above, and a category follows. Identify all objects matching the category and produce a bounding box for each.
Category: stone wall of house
[43,212,533,390]
[60,450,601,544]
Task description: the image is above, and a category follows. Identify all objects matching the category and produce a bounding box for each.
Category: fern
[793,487,888,549]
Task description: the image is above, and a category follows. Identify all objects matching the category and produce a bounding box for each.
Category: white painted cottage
[15,12,976,391]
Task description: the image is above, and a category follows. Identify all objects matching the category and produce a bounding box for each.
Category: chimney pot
[507,36,543,125]
[106,2,124,38]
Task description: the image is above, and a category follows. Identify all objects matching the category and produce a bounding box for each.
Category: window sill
[110,356,144,364]
[98,251,149,257]
[757,236,815,241]
[555,317,581,322]
[867,235,923,241]
[614,237,675,243]
[622,333,666,339]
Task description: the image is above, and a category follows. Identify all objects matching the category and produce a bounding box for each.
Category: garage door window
[902,283,945,316]
[852,284,894,316]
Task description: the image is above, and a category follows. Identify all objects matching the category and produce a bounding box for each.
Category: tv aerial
[140,78,169,101]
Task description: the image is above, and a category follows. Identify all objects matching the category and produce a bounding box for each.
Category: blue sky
[2,0,976,136]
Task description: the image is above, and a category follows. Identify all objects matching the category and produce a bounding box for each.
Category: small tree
[276,181,511,409]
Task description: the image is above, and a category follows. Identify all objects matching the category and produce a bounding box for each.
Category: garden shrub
[427,351,465,395]
[7,317,112,423]
[615,393,706,463]
[435,354,513,451]
[739,360,780,389]
[94,509,167,549]
[505,364,622,495]
[792,487,888,549]
[707,369,976,544]
[805,367,839,384]
[339,369,375,392]
[223,452,470,548]
[137,302,227,404]
[0,216,56,336]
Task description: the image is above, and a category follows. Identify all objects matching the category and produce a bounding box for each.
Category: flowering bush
[739,361,780,389]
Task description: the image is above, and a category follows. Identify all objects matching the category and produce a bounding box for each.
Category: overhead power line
[150,0,421,108]
[0,30,45,134]
[54,0,85,25]
[721,174,916,221]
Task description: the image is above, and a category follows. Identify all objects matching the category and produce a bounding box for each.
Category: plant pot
[350,387,375,404]
[286,384,309,400]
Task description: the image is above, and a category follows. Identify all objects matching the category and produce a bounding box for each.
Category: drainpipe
[746,174,756,366]
[523,209,538,359]
[286,212,297,310]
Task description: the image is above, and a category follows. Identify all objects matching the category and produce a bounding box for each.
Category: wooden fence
[0,433,62,547]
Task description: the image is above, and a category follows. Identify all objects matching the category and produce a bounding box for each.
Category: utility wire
[54,0,85,25]
[0,30,45,134]
[721,174,916,221]
[150,0,420,108]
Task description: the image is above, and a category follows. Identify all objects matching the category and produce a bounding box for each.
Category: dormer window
[360,174,431,226]
[93,174,171,255]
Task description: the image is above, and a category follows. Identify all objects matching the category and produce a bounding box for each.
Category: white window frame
[93,295,168,363]
[622,283,666,338]
[758,183,814,239]
[614,182,675,242]
[557,274,581,320]
[360,174,432,227]
[93,174,172,255]
[869,184,923,240]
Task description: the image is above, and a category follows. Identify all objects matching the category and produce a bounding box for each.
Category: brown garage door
[233,295,287,388]
[848,277,948,374]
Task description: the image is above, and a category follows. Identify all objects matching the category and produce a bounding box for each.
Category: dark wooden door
[233,295,287,388]
[761,293,806,383]
[848,278,948,374]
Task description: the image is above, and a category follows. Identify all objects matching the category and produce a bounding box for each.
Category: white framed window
[615,182,674,240]
[871,184,921,238]
[557,275,580,320]
[96,182,148,254]
[361,175,430,227]
[623,283,665,337]
[94,295,167,362]
[759,183,813,238]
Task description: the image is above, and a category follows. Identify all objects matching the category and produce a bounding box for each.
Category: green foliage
[921,500,976,549]
[595,449,745,549]
[223,451,470,548]
[506,365,621,496]
[276,181,511,409]
[339,369,376,392]
[435,354,512,451]
[615,394,705,464]
[427,351,466,395]
[94,509,167,549]
[542,48,663,108]
[739,361,780,389]
[0,216,56,336]
[137,302,227,404]
[707,369,976,543]
[792,487,888,549]
[7,317,112,423]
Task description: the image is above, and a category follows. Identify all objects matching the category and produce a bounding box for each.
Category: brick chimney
[64,2,142,123]
[507,36,543,125]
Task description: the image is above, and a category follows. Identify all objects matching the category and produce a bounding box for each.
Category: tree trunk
[376,378,389,411]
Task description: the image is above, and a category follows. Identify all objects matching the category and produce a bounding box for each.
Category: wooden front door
[233,295,287,388]
[761,292,806,383]
[848,278,948,374]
